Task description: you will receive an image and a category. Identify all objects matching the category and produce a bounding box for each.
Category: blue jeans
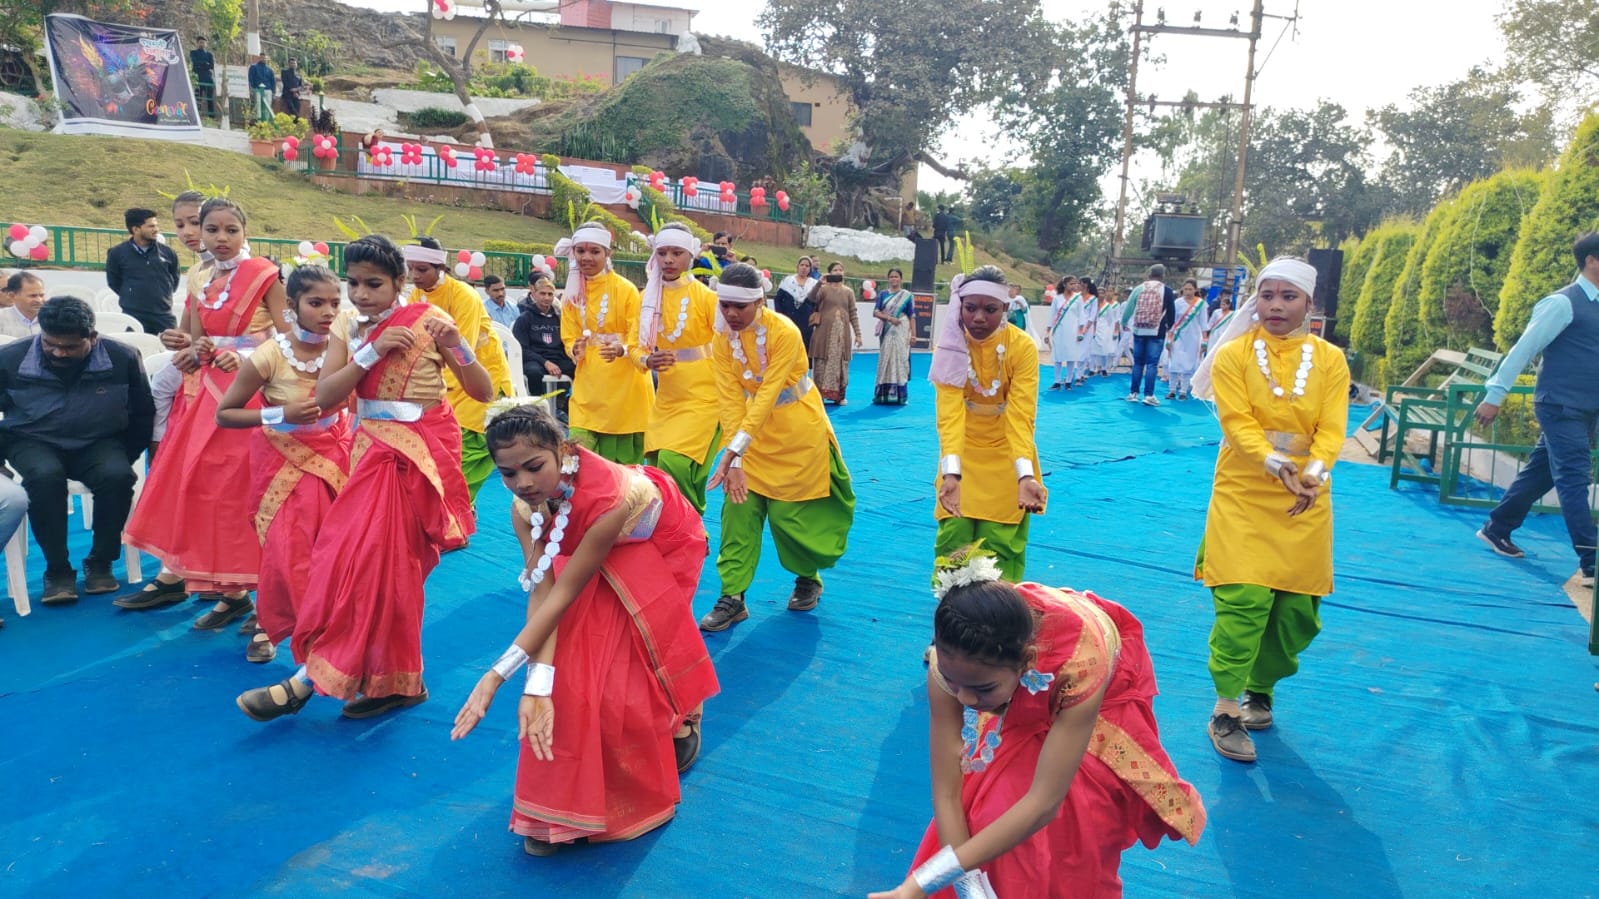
[1130,335,1162,397]
[1487,401,1598,574]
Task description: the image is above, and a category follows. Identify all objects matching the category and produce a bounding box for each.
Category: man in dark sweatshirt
[105,207,180,334]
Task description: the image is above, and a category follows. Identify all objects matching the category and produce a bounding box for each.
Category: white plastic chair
[101,331,166,357]
[48,284,97,306]
[95,311,144,334]
[93,288,123,315]
[5,519,29,616]
[491,321,529,396]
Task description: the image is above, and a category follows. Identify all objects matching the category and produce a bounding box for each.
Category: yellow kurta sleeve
[1211,338,1277,472]
[561,297,581,355]
[1003,327,1041,467]
[712,333,747,450]
[1309,339,1352,472]
[713,309,834,501]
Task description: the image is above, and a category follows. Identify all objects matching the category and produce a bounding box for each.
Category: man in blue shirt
[480,274,520,330]
[1474,231,1599,588]
[247,54,275,121]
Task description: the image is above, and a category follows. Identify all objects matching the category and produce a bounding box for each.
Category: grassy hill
[0,129,1041,287]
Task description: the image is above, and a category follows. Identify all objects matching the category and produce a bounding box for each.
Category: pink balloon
[544,255,557,271]
[314,241,329,255]
[468,265,483,281]
[28,244,47,261]
[285,136,300,148]
[283,147,298,161]
[777,197,790,211]
[457,249,472,264]
[6,223,25,241]
[684,185,698,198]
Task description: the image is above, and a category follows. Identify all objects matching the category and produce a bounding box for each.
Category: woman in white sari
[872,267,915,405]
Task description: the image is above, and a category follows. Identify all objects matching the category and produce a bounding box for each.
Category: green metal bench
[1376,347,1505,490]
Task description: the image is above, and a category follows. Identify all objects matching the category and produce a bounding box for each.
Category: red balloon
[7,223,27,241]
[28,244,47,261]
[457,249,472,264]
[777,197,791,211]
[543,255,557,271]
[285,136,300,148]
[283,147,298,161]
[684,186,698,198]
[468,265,483,281]
[314,242,329,255]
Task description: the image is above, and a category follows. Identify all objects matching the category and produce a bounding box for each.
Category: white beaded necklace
[275,332,326,373]
[199,259,246,311]
[518,453,582,591]
[966,338,1005,397]
[1254,338,1315,399]
[664,290,691,344]
[594,292,610,331]
[729,317,768,383]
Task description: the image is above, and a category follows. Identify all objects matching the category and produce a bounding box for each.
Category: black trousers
[127,307,176,335]
[935,233,951,262]
[6,435,136,575]
[195,79,216,117]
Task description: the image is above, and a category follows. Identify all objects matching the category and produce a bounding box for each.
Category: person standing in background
[189,36,215,118]
[248,55,275,121]
[105,207,180,335]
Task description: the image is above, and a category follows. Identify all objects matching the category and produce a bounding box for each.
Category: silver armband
[1264,451,1291,478]
[728,430,753,456]
[728,455,743,469]
[1014,457,1035,480]
[524,662,555,697]
[1303,458,1329,485]
[259,406,285,426]
[491,644,529,680]
[940,454,962,477]
[352,343,382,370]
[912,845,966,895]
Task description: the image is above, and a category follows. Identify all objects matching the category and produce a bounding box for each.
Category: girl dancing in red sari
[450,404,719,856]
[124,197,288,630]
[871,547,1205,899]
[236,235,493,721]
[215,265,352,664]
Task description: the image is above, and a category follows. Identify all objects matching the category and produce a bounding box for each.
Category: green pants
[934,516,1031,582]
[252,87,272,121]
[648,426,721,516]
[461,429,495,503]
[1208,583,1322,699]
[717,442,854,596]
[570,428,645,465]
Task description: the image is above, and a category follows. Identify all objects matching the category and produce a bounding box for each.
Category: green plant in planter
[247,113,310,141]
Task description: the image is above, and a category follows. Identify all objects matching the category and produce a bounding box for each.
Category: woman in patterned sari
[236,236,493,722]
[809,261,862,404]
[872,268,914,405]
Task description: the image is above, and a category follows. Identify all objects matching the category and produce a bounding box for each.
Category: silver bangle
[1014,457,1034,480]
[1303,458,1329,484]
[259,405,285,426]
[940,454,962,477]
[1264,451,1290,478]
[491,644,529,681]
[728,455,743,469]
[728,430,753,456]
[952,870,998,899]
[449,343,476,366]
[352,343,382,370]
[912,845,966,895]
[524,662,555,697]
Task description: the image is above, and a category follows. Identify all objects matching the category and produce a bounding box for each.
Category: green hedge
[1384,200,1458,379]
[1348,222,1418,366]
[1496,112,1599,348]
[404,107,469,130]
[1416,168,1542,351]
[1332,236,1373,341]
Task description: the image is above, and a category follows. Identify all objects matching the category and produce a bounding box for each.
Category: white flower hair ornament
[931,548,1004,600]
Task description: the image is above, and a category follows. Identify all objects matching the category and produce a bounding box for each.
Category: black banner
[44,13,200,138]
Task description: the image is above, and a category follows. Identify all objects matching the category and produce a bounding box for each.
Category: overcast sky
[342,0,1509,199]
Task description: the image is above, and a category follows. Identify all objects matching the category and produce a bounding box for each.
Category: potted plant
[247,113,311,158]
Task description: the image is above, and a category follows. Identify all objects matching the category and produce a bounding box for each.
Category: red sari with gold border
[125,256,277,591]
[913,584,1206,898]
[511,447,719,844]
[290,303,474,700]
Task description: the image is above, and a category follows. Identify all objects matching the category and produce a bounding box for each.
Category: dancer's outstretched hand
[450,671,503,740]
[520,695,556,760]
[866,881,921,899]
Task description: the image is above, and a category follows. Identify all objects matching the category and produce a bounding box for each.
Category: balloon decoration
[514,153,538,175]
[472,147,498,173]
[749,186,767,208]
[718,181,737,204]
[623,185,642,209]
[454,247,485,282]
[5,223,48,261]
[543,255,558,272]
[648,170,667,192]
[431,0,457,20]
[311,134,338,161]
[862,279,877,301]
[438,144,458,169]
[369,144,394,167]
[281,135,300,162]
[400,143,425,166]
[681,176,699,198]
[505,44,525,64]
[775,189,791,212]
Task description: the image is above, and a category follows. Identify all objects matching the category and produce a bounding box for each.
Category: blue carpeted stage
[3,354,1595,898]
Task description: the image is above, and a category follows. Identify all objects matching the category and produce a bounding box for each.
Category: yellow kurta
[1200,327,1351,596]
[934,323,1044,525]
[644,278,722,462]
[713,307,838,502]
[407,276,514,433]
[560,269,654,435]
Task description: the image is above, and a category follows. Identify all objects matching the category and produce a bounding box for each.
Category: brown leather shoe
[698,594,747,632]
[341,686,428,719]
[786,577,821,612]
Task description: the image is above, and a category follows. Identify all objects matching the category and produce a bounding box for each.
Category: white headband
[716,284,766,303]
[402,245,446,266]
[1256,258,1318,297]
[954,279,1011,302]
[566,225,612,250]
[638,229,707,347]
[651,229,702,255]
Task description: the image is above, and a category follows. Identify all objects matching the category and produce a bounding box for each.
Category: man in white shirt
[0,272,45,340]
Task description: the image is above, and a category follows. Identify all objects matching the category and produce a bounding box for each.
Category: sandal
[674,718,701,774]
[523,836,563,857]
[237,612,258,635]
[111,577,189,610]
[236,677,312,722]
[341,685,428,719]
[193,593,254,631]
[246,627,277,663]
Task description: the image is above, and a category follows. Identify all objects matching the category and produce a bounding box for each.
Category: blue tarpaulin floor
[3,354,1596,898]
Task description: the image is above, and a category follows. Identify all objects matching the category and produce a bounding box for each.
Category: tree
[1496,112,1599,348]
[1347,221,1417,382]
[964,167,1024,228]
[758,0,1051,199]
[1497,0,1599,120]
[1331,235,1375,341]
[1369,68,1555,218]
[0,0,146,96]
[1416,169,1543,350]
[1383,200,1458,378]
[389,0,517,147]
[196,0,242,126]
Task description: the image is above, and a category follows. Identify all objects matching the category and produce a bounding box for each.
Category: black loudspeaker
[1308,248,1343,319]
[911,235,939,293]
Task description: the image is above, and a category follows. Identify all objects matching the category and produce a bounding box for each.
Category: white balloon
[27,225,46,243]
[454,262,470,278]
[298,240,315,257]
[7,240,26,257]
[469,251,486,267]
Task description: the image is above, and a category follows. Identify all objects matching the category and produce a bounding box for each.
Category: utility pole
[1224,0,1265,268]
[1109,0,1144,277]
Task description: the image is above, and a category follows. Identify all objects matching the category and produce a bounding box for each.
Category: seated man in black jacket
[0,298,155,604]
[511,272,573,418]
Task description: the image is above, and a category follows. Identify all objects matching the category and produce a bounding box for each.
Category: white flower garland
[931,554,1004,600]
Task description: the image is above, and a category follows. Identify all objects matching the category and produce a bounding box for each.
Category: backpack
[1131,280,1165,328]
